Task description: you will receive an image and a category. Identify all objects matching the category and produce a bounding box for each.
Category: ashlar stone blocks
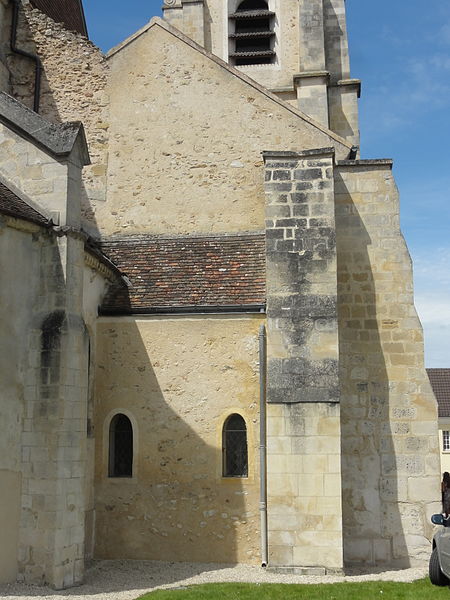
[264,149,343,570]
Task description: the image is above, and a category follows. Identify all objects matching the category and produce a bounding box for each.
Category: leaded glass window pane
[109,414,133,477]
[444,430,450,452]
[223,414,248,477]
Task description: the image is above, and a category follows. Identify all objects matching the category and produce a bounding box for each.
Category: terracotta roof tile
[30,0,88,36]
[100,234,266,314]
[427,368,450,418]
[0,180,49,226]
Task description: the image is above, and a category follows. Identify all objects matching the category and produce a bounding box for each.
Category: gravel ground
[0,560,429,600]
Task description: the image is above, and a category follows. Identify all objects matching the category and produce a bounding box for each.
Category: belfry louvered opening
[229,0,276,66]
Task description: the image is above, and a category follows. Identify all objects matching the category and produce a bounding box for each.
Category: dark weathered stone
[266,228,284,240]
[293,205,309,217]
[275,218,297,228]
[273,170,291,181]
[264,154,338,406]
[295,182,313,191]
[293,168,322,180]
[265,182,293,192]
[291,193,308,203]
[267,205,291,218]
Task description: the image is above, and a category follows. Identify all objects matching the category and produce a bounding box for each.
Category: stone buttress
[263,148,343,570]
[0,93,92,588]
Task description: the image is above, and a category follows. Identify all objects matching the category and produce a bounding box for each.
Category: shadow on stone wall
[93,318,255,571]
[8,4,105,242]
[335,173,409,570]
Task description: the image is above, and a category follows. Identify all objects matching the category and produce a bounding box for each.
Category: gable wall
[103,23,348,238]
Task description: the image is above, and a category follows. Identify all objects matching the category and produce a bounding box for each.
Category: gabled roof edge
[106,18,352,153]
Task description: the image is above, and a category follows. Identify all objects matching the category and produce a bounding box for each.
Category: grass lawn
[138,579,450,599]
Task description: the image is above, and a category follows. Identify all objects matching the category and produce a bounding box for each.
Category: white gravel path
[0,560,428,599]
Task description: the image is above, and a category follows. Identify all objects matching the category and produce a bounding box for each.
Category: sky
[83,0,449,367]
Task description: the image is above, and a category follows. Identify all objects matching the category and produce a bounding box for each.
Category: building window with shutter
[229,0,276,66]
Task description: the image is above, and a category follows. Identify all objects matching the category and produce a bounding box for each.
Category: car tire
[429,547,449,586]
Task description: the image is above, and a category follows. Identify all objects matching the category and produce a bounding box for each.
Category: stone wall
[335,160,440,566]
[94,315,264,564]
[103,20,349,238]
[0,218,41,584]
[263,149,343,569]
[0,101,103,587]
[163,0,359,145]
[9,2,109,236]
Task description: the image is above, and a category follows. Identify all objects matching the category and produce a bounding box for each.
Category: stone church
[0,0,440,589]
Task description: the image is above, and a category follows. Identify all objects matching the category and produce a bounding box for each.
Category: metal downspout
[10,0,42,113]
[259,324,268,567]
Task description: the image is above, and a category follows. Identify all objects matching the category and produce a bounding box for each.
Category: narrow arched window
[229,0,276,66]
[109,414,133,477]
[223,414,248,477]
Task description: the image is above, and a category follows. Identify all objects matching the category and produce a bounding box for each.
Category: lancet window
[222,413,248,477]
[109,413,133,477]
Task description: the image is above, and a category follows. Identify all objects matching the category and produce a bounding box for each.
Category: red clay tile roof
[0,180,50,226]
[100,234,266,314]
[30,0,88,36]
[427,368,450,418]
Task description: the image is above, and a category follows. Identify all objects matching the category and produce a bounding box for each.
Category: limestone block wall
[18,234,90,588]
[0,108,94,586]
[9,3,109,235]
[0,122,75,225]
[94,315,263,564]
[263,149,343,569]
[163,0,205,46]
[0,218,42,584]
[335,160,440,567]
[264,149,339,405]
[0,214,91,588]
[81,260,112,560]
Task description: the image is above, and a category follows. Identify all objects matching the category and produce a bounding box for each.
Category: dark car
[430,514,450,586]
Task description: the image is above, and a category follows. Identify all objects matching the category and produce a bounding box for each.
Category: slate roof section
[30,0,88,37]
[428,369,450,418]
[100,234,266,314]
[0,180,50,226]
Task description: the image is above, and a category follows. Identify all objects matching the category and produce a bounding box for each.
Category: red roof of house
[100,233,266,314]
[0,180,50,226]
[427,368,450,418]
[30,0,88,37]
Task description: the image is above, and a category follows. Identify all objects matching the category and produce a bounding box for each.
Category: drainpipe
[10,0,42,113]
[259,324,268,567]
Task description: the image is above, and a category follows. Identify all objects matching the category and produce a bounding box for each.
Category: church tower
[163,0,360,147]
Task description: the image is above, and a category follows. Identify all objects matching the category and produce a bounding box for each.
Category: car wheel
[429,547,449,586]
